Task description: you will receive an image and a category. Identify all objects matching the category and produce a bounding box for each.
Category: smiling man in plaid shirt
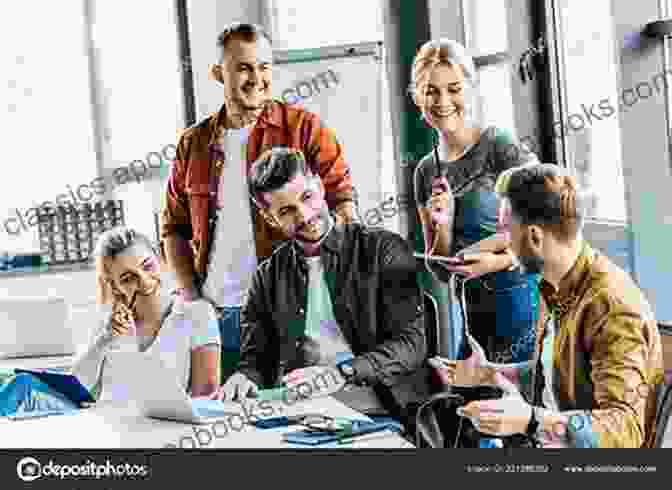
[160,23,358,381]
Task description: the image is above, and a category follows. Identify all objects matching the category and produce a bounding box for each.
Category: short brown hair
[498,163,585,243]
[216,22,272,62]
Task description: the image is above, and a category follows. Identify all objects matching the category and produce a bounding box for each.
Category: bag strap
[414,391,466,448]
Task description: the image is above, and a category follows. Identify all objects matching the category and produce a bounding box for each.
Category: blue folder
[282,419,403,446]
[14,369,95,405]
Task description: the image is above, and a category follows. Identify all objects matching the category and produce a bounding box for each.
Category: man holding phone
[431,164,664,448]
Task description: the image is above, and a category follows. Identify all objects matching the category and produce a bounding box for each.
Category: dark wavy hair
[248,147,312,209]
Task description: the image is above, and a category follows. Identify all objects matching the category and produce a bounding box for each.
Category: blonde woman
[0,227,220,416]
[410,38,542,365]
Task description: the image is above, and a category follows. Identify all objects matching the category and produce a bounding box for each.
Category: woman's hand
[438,251,508,279]
[427,177,452,226]
[333,201,357,225]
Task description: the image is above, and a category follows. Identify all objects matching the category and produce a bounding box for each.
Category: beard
[518,250,545,275]
[296,207,332,243]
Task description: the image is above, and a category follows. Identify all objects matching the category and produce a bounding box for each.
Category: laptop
[0,296,76,360]
[106,351,242,424]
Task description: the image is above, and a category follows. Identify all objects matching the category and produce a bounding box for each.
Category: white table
[0,354,78,373]
[0,396,414,449]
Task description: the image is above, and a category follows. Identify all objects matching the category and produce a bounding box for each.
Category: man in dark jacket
[214,147,427,417]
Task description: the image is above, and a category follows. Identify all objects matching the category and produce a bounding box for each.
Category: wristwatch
[505,248,520,271]
[337,359,357,384]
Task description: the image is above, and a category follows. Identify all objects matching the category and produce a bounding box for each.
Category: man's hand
[428,332,491,385]
[212,372,259,402]
[282,366,346,397]
[333,201,357,225]
[457,372,533,437]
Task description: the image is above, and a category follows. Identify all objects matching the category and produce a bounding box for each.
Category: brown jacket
[160,100,356,281]
[538,241,664,447]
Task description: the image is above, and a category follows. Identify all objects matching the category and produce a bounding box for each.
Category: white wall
[187,0,264,119]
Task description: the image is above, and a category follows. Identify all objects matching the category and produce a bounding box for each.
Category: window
[0,1,184,261]
[267,0,397,230]
[554,0,627,221]
[267,0,384,50]
[1,1,97,254]
[462,0,517,134]
[91,0,184,241]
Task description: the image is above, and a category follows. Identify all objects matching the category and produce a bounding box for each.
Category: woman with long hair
[410,38,542,365]
[0,227,220,415]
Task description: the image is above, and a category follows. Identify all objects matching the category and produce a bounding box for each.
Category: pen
[128,290,138,313]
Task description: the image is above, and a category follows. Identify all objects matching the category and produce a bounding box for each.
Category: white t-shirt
[201,125,258,307]
[83,296,220,402]
[303,256,354,366]
[303,256,386,414]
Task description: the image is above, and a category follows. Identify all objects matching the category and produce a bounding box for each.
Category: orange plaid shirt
[160,100,356,280]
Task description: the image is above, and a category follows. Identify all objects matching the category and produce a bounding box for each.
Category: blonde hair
[94,227,160,305]
[408,38,478,107]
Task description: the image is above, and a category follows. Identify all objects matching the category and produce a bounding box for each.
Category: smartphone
[413,253,477,265]
[433,355,533,371]
[449,384,504,402]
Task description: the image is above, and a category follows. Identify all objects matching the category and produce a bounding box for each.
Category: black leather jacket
[238,223,427,408]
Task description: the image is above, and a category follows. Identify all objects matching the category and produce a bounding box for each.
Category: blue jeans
[0,373,78,416]
[447,269,539,364]
[217,306,242,380]
[478,269,540,363]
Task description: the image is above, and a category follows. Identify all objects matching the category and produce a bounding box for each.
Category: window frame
[1,0,187,274]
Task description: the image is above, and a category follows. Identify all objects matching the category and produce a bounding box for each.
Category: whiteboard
[271,43,384,223]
